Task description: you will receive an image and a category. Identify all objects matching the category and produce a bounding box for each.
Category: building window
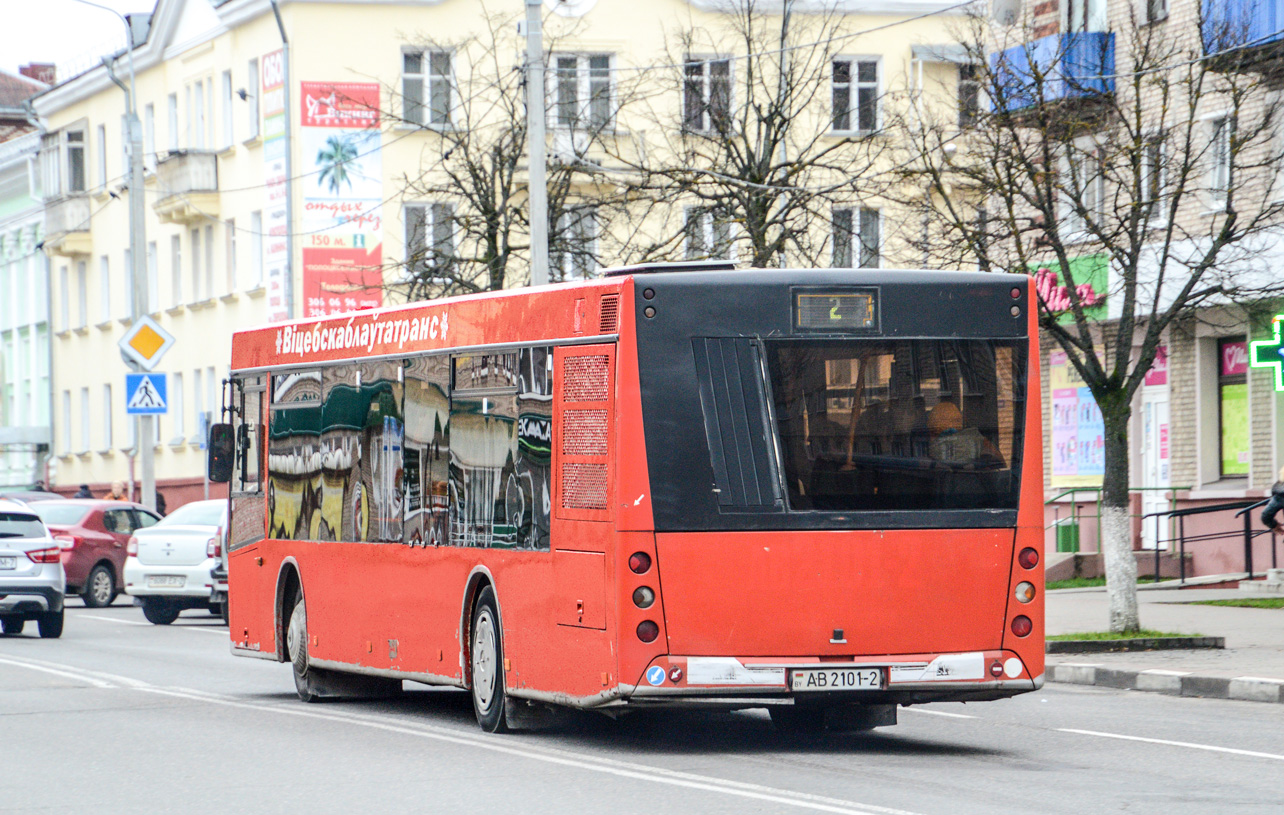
[192,368,203,443]
[832,58,878,133]
[76,260,87,329]
[1218,338,1249,477]
[80,387,90,453]
[99,255,111,322]
[247,58,260,139]
[1141,132,1166,221]
[96,124,107,191]
[958,63,980,128]
[555,54,612,130]
[59,265,69,330]
[190,228,201,301]
[144,103,156,172]
[167,93,179,151]
[552,207,598,281]
[832,207,880,268]
[123,249,133,319]
[171,371,185,442]
[61,390,71,454]
[170,235,182,306]
[102,384,112,449]
[66,129,86,193]
[404,203,454,278]
[1209,115,1233,205]
[221,70,234,149]
[250,210,263,286]
[684,207,732,259]
[204,224,214,297]
[1145,0,1168,24]
[403,49,452,126]
[683,58,731,133]
[226,219,237,291]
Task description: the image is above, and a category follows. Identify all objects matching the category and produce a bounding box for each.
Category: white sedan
[124,499,227,625]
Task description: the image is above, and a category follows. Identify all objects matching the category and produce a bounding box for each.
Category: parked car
[124,499,227,625]
[0,499,65,638]
[0,490,65,503]
[32,500,162,608]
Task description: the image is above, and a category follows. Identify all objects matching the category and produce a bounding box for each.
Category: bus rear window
[766,339,1025,512]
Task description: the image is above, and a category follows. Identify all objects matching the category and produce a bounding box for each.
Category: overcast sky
[3,0,156,80]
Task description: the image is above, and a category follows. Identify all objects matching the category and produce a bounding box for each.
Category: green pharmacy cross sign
[1251,314,1284,392]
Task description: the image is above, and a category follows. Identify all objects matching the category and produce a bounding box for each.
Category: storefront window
[1218,338,1249,477]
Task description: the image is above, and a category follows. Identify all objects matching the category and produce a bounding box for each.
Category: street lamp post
[73,0,153,510]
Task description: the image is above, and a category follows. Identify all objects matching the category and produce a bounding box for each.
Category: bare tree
[388,6,627,298]
[895,9,1284,631]
[610,0,891,267]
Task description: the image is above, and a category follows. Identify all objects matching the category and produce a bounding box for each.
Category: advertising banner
[1049,350,1104,488]
[262,50,289,322]
[299,81,383,317]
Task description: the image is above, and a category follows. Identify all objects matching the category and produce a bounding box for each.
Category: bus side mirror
[208,423,234,483]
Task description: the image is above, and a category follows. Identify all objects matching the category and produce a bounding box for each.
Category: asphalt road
[3,602,1283,815]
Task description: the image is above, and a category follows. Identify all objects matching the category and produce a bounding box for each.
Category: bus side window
[403,355,452,547]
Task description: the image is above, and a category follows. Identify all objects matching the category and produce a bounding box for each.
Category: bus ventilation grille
[599,294,620,334]
[562,410,609,455]
[562,356,610,402]
[562,462,608,509]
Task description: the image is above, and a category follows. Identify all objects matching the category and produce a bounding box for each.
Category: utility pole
[525,0,549,286]
[270,0,295,317]
[81,0,153,510]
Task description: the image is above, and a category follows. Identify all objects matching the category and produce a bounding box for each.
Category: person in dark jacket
[1261,467,1284,531]
[73,484,93,498]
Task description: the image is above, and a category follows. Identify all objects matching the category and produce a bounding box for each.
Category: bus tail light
[207,537,221,559]
[126,536,139,556]
[1011,615,1033,637]
[628,552,651,574]
[26,546,62,564]
[1014,582,1036,603]
[54,534,79,550]
[636,620,659,643]
[632,586,655,609]
[1018,547,1039,569]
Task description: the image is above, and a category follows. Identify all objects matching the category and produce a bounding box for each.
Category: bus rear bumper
[621,650,1041,707]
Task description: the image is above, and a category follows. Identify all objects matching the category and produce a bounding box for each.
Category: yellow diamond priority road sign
[118,315,175,371]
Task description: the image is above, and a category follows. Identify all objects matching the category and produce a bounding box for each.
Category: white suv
[124,499,227,625]
[0,499,65,638]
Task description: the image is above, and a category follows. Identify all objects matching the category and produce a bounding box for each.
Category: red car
[33,500,163,607]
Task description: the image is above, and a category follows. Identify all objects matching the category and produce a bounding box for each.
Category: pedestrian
[104,480,128,501]
[73,484,93,499]
[1261,466,1284,532]
[154,490,167,516]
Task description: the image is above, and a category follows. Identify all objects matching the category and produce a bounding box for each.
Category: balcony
[990,32,1115,116]
[43,193,92,256]
[153,150,219,224]
[1202,0,1284,71]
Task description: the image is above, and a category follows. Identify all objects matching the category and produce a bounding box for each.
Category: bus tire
[469,586,509,733]
[287,591,322,703]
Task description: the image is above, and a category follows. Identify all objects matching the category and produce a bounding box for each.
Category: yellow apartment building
[34,0,973,506]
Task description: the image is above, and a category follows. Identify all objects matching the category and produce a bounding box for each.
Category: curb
[1046,636,1224,654]
[1048,662,1284,704]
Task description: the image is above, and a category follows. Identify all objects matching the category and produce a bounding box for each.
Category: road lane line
[1059,729,1284,762]
[901,708,976,719]
[135,685,925,815]
[0,655,116,688]
[0,654,153,689]
[78,614,151,626]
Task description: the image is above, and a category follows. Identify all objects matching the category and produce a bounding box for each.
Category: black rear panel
[632,269,1029,532]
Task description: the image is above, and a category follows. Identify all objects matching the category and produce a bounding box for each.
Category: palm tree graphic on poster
[315,134,360,194]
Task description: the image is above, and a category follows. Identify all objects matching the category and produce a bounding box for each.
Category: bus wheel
[770,706,826,736]
[287,592,321,703]
[470,586,509,733]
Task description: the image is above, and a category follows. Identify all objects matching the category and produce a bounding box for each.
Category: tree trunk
[1099,400,1139,633]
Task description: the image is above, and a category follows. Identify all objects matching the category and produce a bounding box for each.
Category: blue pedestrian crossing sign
[125,373,168,415]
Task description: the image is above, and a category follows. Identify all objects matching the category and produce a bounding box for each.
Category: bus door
[551,344,616,630]
[226,375,273,655]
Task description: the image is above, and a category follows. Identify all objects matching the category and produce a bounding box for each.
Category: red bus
[212,263,1044,733]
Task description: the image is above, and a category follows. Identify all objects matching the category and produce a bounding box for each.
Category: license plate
[147,575,185,588]
[790,667,884,692]
[0,556,14,570]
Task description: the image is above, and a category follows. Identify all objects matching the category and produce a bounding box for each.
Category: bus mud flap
[504,697,574,731]
[305,667,403,700]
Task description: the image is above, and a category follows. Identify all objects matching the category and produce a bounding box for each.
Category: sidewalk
[1045,585,1284,704]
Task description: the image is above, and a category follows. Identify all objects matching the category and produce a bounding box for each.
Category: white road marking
[901,708,976,719]
[78,614,151,626]
[0,654,153,688]
[1059,729,1284,762]
[0,655,116,688]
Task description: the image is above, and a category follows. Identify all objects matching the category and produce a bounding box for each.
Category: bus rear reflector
[1011,616,1033,637]
[637,620,659,643]
[1018,548,1039,569]
[632,586,656,608]
[1015,582,1035,603]
[628,552,651,574]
